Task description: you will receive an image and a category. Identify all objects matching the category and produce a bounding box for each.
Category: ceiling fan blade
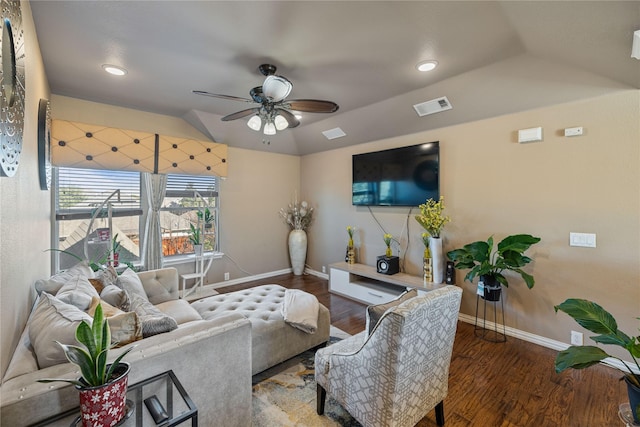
[274,108,300,128]
[221,108,260,121]
[193,90,255,104]
[285,99,339,113]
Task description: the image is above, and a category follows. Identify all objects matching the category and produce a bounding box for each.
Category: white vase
[429,237,444,284]
[288,229,307,276]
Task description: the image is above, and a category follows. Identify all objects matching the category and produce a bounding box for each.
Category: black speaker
[376,255,400,275]
[445,261,455,284]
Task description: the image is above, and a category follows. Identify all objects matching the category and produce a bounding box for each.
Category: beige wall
[0,0,51,377]
[302,90,640,357]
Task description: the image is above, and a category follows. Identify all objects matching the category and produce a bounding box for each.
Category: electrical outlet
[571,330,583,346]
[224,272,230,281]
[322,266,326,273]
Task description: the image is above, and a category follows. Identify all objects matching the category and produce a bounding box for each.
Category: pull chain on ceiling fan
[193,64,339,136]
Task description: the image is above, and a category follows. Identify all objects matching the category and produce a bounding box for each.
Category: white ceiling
[30,1,640,156]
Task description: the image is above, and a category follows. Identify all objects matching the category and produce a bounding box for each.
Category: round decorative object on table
[0,0,26,178]
[288,229,307,275]
[429,237,444,284]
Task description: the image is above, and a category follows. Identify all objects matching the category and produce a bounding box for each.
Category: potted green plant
[554,298,640,423]
[446,234,541,301]
[189,223,203,256]
[39,304,133,426]
[197,207,214,229]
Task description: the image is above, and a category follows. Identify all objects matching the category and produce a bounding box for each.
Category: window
[55,167,142,271]
[161,174,219,256]
[54,168,219,271]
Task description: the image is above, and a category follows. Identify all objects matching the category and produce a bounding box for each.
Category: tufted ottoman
[191,284,330,375]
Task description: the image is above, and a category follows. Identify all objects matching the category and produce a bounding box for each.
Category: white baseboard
[210,268,293,289]
[458,313,639,375]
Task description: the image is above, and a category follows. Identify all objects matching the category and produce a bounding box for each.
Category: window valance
[51,120,228,177]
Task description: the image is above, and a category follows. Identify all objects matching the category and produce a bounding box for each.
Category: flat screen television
[352,141,439,206]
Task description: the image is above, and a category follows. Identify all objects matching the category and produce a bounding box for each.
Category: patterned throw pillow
[365,289,418,336]
[129,293,178,338]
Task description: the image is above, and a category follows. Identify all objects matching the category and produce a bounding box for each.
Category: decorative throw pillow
[28,293,93,368]
[365,289,418,336]
[34,261,94,296]
[88,265,119,294]
[117,268,148,302]
[129,293,178,338]
[87,297,141,347]
[100,285,131,312]
[87,296,124,318]
[108,311,142,347]
[55,275,100,311]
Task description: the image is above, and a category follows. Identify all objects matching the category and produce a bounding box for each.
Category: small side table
[29,370,197,426]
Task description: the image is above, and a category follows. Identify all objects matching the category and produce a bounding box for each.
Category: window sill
[163,251,224,266]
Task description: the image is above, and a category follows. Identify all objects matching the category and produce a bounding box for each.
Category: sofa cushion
[117,268,148,301]
[129,293,178,338]
[156,299,202,325]
[34,261,94,296]
[55,274,99,311]
[365,289,417,336]
[28,293,92,368]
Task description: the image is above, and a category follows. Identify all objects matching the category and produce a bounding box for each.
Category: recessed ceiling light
[416,60,438,72]
[102,64,127,76]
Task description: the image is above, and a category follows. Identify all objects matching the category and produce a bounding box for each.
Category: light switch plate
[570,232,596,248]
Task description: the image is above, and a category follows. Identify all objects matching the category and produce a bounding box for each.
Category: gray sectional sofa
[0,266,330,426]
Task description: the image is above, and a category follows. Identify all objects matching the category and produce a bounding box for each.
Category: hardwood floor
[218,273,628,426]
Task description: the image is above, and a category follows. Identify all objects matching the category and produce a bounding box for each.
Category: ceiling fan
[193,64,339,135]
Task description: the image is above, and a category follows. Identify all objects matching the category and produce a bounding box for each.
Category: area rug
[251,326,361,427]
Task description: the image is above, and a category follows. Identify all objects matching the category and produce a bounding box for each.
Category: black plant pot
[625,376,640,423]
[480,275,502,302]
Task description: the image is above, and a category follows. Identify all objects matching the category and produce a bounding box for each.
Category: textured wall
[0,0,51,379]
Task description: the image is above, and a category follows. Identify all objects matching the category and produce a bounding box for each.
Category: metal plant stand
[474,293,506,343]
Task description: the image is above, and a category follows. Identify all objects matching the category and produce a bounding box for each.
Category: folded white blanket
[281,289,319,334]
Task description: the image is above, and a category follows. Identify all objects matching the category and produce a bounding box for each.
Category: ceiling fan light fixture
[247,115,262,131]
[263,75,293,101]
[416,60,438,72]
[274,114,289,131]
[263,121,277,135]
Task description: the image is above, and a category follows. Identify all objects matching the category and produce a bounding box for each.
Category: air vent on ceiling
[322,127,347,140]
[413,96,452,117]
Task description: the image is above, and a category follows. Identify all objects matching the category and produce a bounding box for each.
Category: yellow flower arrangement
[415,196,451,238]
[346,226,355,247]
[383,233,393,257]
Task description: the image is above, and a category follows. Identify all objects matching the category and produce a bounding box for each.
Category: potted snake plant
[446,234,541,301]
[39,304,133,427]
[555,298,640,423]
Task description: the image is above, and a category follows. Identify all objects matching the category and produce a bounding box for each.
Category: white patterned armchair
[315,285,462,427]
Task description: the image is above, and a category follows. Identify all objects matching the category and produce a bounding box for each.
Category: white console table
[329,262,445,305]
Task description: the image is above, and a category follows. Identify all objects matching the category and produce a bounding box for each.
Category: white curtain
[141,173,167,270]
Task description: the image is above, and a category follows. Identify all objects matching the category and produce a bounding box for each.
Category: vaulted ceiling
[30,1,640,155]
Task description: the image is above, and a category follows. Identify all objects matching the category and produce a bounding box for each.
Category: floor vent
[413,96,452,117]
